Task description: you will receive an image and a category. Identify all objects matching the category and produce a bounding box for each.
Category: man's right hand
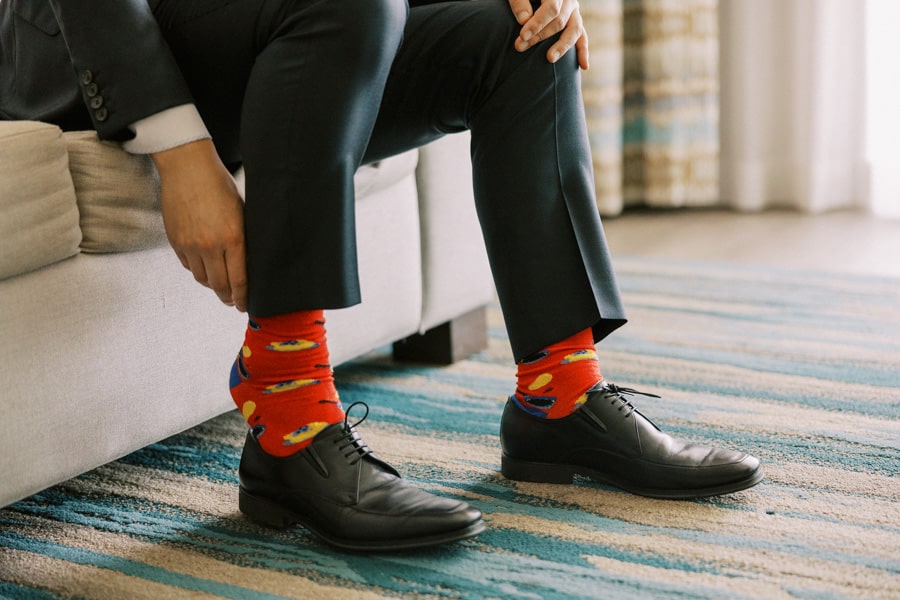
[152,139,248,312]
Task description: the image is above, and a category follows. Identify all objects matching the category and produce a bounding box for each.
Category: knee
[365,0,408,32]
[272,0,407,69]
[459,1,568,74]
[465,0,520,46]
[341,0,408,67]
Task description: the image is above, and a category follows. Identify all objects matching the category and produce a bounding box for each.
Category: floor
[602,208,900,278]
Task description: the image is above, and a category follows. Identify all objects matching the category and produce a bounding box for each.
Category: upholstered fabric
[0,166,426,507]
[354,150,420,198]
[64,131,167,253]
[0,247,246,506]
[325,170,423,363]
[0,122,81,280]
[414,134,495,332]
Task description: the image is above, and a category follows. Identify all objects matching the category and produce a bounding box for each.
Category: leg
[370,0,762,499]
[152,0,484,550]
[156,0,403,314]
[366,0,626,362]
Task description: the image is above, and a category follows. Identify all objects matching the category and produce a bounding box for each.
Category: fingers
[515,0,565,52]
[546,11,589,68]
[185,253,210,289]
[575,29,589,70]
[171,217,246,311]
[515,0,589,68]
[155,139,248,313]
[508,0,533,24]
[202,249,236,307]
[184,234,247,312]
[175,251,190,272]
[225,240,248,313]
[515,0,568,54]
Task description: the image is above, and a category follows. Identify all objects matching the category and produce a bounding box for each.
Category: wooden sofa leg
[392,306,488,365]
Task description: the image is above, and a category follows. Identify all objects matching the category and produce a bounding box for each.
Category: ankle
[514,328,602,419]
[230,310,344,456]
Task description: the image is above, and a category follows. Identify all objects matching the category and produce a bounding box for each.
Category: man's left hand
[509,0,589,69]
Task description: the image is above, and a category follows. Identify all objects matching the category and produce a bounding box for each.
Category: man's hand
[152,139,248,312]
[509,0,589,70]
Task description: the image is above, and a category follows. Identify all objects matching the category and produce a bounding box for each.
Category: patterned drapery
[581,0,719,216]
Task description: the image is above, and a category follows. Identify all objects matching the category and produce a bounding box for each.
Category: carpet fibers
[2,257,898,599]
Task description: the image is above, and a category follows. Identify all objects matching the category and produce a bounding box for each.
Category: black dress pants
[152,0,626,360]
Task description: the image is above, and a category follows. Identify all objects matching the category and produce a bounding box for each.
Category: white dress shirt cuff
[121,103,211,154]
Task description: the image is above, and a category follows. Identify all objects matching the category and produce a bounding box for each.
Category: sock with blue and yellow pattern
[229,309,344,457]
[513,327,603,419]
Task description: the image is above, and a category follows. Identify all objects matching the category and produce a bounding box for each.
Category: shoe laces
[335,401,374,465]
[602,383,660,418]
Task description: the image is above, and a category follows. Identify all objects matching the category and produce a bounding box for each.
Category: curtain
[582,0,869,216]
[581,0,720,217]
[718,0,867,212]
[866,0,900,218]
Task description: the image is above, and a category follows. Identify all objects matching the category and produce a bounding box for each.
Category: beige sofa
[0,121,495,508]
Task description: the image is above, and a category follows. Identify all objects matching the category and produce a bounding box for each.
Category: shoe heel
[501,454,574,484]
[239,488,296,529]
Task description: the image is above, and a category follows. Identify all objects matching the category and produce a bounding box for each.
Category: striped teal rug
[2,257,899,599]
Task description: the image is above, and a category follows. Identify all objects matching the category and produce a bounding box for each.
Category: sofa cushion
[353,150,420,198]
[64,131,168,253]
[0,121,82,280]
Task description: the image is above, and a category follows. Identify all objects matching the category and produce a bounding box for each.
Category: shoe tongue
[317,421,349,440]
[344,426,367,451]
[588,381,610,394]
[330,422,374,460]
[309,422,361,452]
[334,424,401,477]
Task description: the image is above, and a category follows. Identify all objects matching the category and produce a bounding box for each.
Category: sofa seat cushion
[354,151,420,199]
[71,132,419,253]
[65,131,167,253]
[0,121,82,280]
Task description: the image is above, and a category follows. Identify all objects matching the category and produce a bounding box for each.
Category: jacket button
[89,96,104,110]
[95,107,108,122]
[86,83,99,97]
[81,70,93,85]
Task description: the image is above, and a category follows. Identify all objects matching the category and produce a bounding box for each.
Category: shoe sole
[501,454,765,500]
[238,488,486,551]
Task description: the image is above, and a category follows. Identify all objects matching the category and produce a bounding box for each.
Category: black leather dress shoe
[239,403,485,551]
[500,382,763,499]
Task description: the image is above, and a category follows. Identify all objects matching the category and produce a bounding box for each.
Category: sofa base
[393,306,488,365]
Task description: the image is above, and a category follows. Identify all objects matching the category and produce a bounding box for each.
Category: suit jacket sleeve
[48,0,194,141]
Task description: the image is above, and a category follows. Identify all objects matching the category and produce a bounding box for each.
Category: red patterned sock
[513,327,603,419]
[229,310,344,457]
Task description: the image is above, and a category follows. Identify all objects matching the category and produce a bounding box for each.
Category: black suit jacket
[0,0,464,141]
[0,0,193,140]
